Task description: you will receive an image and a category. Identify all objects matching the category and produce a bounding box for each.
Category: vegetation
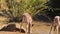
[0,0,60,23]
[45,0,60,19]
[0,0,49,22]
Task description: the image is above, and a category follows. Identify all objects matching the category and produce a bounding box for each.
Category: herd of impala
[20,12,60,34]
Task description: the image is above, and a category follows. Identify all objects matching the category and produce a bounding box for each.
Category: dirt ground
[0,21,57,34]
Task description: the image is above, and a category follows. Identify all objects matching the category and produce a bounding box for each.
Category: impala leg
[50,26,55,34]
[49,26,53,34]
[56,26,59,34]
[51,26,54,34]
[26,22,29,34]
[20,22,23,33]
[30,23,32,34]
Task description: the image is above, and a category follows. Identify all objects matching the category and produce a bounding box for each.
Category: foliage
[45,0,60,20]
[0,0,48,22]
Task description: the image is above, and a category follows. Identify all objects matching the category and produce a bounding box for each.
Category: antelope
[49,16,60,34]
[20,13,32,34]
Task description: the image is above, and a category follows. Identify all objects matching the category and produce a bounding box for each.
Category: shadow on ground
[0,24,25,33]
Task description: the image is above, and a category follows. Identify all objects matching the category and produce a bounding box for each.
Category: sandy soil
[0,21,57,34]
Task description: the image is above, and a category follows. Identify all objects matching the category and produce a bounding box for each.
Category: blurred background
[0,0,60,34]
[0,0,60,23]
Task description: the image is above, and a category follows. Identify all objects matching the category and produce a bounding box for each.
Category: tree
[45,0,60,18]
